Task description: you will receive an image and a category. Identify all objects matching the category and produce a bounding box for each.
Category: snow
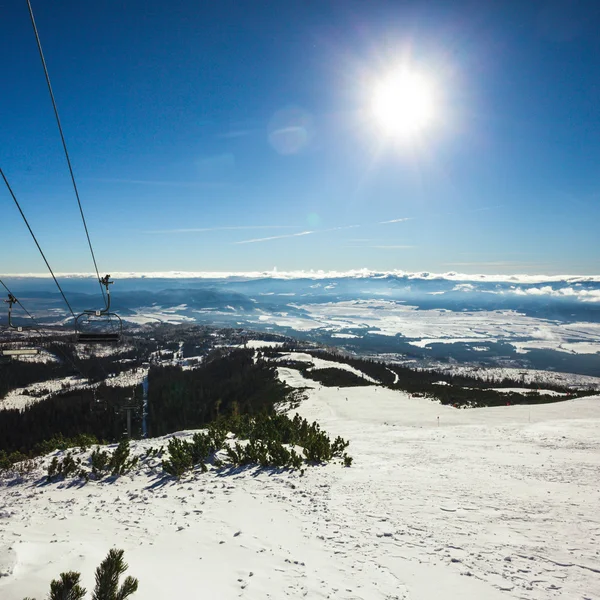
[431,365,600,390]
[512,340,600,355]
[277,352,379,384]
[123,305,195,325]
[486,388,568,396]
[410,337,494,348]
[245,340,284,349]
[0,376,88,411]
[104,368,148,389]
[331,333,361,339]
[1,367,150,412]
[76,344,135,359]
[1,365,600,599]
[253,300,600,355]
[3,349,58,364]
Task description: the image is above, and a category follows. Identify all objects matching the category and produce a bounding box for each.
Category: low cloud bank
[3,269,600,284]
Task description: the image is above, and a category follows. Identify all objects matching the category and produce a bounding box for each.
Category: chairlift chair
[1,294,41,358]
[75,275,123,344]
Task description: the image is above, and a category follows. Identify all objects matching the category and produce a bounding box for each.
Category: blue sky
[2,0,600,275]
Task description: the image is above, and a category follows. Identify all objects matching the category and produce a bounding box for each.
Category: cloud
[84,178,232,188]
[371,245,414,249]
[144,225,298,235]
[235,225,359,245]
[6,270,600,286]
[235,231,315,245]
[379,218,412,224]
[512,286,600,303]
[452,283,476,292]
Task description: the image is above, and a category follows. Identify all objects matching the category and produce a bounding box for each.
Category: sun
[371,69,435,138]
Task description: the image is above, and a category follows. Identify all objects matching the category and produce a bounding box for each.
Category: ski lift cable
[26,0,107,307]
[0,167,76,318]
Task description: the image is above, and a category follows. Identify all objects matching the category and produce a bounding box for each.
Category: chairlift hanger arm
[4,294,26,331]
[84,275,113,316]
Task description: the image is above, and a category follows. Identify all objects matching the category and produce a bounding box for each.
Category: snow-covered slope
[276,351,379,384]
[1,367,599,599]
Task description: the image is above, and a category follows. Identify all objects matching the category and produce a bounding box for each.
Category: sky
[2,0,600,276]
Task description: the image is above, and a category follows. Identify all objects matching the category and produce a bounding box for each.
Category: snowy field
[1,366,599,599]
[124,305,195,325]
[0,375,88,411]
[250,300,600,356]
[430,364,600,391]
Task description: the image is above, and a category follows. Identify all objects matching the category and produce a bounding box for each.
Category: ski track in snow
[0,360,599,598]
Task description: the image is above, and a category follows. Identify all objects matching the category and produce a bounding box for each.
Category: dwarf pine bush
[91,548,138,600]
[49,571,87,600]
[48,440,137,483]
[22,549,138,600]
[47,451,81,482]
[162,437,195,478]
[109,440,137,476]
[90,447,110,478]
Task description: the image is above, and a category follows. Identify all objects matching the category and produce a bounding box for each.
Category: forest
[0,349,290,456]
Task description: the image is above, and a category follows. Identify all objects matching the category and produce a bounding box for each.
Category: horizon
[2,268,600,284]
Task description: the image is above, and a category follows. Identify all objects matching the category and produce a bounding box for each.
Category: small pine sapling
[91,548,138,600]
[49,571,87,600]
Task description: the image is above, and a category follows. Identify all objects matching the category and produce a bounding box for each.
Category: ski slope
[1,365,599,599]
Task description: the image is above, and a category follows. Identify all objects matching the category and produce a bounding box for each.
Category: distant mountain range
[2,273,600,375]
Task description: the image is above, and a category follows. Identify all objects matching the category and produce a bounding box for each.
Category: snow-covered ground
[276,351,378,384]
[0,368,151,412]
[245,340,285,349]
[0,375,88,411]
[123,305,195,325]
[1,366,599,599]
[3,349,58,364]
[76,344,135,359]
[250,300,600,356]
[104,368,148,389]
[431,364,600,390]
[486,387,568,396]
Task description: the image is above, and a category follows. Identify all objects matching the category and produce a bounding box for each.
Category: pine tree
[49,571,87,600]
[92,549,138,600]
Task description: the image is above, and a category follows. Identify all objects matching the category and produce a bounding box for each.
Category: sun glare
[372,69,435,139]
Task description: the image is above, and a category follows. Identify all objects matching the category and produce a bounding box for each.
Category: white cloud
[235,231,315,244]
[371,245,414,249]
[144,225,298,235]
[379,218,412,224]
[234,225,359,245]
[4,270,600,286]
[452,283,476,292]
[512,286,600,303]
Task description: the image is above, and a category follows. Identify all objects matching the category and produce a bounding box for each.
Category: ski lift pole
[141,371,149,438]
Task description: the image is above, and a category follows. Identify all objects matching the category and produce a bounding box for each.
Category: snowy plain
[250,300,600,356]
[1,353,599,599]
